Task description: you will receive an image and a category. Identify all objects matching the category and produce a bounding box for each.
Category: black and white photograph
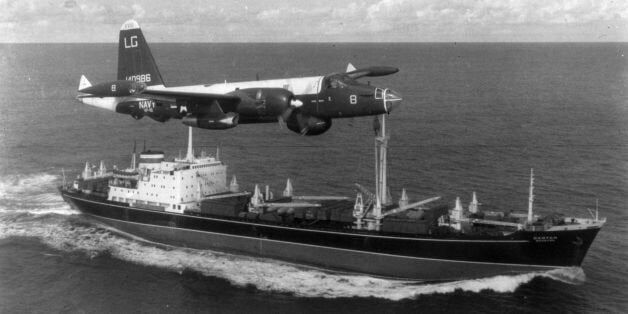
[0,0,626,312]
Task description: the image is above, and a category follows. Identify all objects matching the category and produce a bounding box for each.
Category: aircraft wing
[140,89,241,113]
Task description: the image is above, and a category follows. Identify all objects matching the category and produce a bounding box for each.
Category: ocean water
[0,42,626,313]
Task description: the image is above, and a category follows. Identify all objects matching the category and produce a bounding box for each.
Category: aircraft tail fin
[78,75,92,91]
[117,20,164,86]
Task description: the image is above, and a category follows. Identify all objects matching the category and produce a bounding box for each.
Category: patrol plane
[77,20,402,135]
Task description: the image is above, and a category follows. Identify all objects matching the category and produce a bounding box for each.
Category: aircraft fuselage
[84,74,398,123]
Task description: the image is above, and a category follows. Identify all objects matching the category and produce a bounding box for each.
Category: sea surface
[0,42,626,313]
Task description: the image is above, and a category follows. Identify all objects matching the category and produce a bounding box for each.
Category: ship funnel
[454,197,463,211]
[452,197,463,220]
[398,188,409,207]
[353,193,364,216]
[353,192,365,229]
[82,161,91,178]
[469,192,479,213]
[283,179,294,197]
[229,175,239,193]
[98,160,107,176]
[251,184,263,207]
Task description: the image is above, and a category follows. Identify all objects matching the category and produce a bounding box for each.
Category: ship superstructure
[61,117,605,281]
[106,130,234,213]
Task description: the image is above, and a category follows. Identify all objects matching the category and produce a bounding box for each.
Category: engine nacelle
[182,112,239,130]
[229,88,294,117]
[115,99,175,122]
[286,114,332,136]
[79,80,146,97]
[115,100,144,119]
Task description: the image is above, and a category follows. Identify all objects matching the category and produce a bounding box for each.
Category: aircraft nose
[384,89,402,113]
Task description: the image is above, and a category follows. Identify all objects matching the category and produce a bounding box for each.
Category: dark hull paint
[61,191,601,280]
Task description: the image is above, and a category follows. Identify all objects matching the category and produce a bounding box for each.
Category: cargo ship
[60,116,605,281]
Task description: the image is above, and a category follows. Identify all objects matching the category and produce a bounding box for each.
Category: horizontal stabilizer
[78,75,92,91]
[346,63,357,72]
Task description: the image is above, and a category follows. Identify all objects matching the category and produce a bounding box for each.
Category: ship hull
[61,191,601,281]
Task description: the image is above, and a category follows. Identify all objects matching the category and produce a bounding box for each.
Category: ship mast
[373,114,390,220]
[380,114,388,205]
[131,140,137,170]
[527,168,534,223]
[185,126,194,162]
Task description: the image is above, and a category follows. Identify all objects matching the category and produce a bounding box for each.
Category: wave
[0,173,59,197]
[0,215,585,300]
[0,207,78,216]
[0,173,78,216]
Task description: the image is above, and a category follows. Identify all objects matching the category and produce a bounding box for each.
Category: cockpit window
[326,75,359,89]
[341,76,359,86]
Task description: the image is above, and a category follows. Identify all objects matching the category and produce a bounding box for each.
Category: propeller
[253,88,269,116]
[291,113,319,136]
[237,87,321,135]
[373,115,381,135]
[278,95,303,131]
[296,114,309,135]
[254,89,265,109]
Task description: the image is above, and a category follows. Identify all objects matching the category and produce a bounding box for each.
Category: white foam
[0,206,78,216]
[541,266,586,284]
[0,173,78,216]
[80,242,587,299]
[0,173,58,197]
